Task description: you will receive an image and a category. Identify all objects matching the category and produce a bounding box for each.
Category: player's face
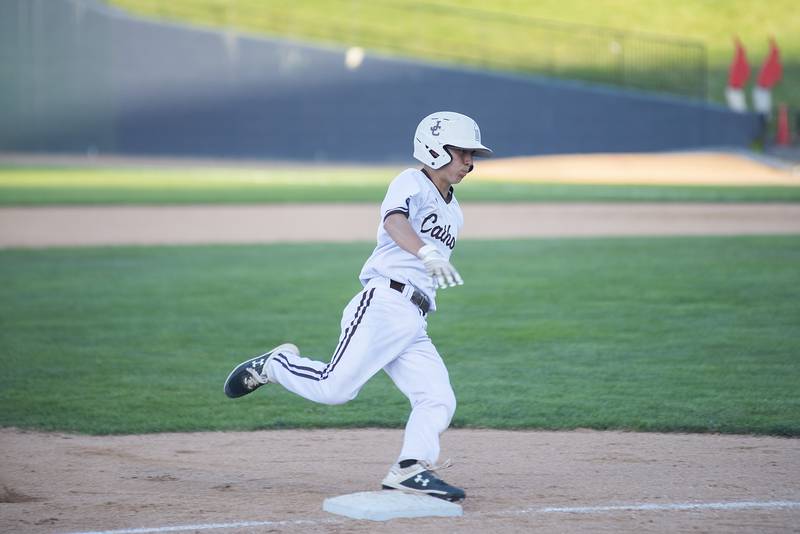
[443,147,475,185]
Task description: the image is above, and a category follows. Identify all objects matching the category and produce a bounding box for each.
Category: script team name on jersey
[420,213,456,250]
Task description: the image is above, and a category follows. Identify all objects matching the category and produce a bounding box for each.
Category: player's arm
[383,213,463,288]
[384,212,425,255]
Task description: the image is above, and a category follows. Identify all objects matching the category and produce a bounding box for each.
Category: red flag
[728,37,750,89]
[757,38,782,88]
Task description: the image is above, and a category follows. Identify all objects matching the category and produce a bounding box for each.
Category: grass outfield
[1,236,798,435]
[2,167,800,204]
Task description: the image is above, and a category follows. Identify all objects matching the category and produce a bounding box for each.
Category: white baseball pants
[266,278,456,465]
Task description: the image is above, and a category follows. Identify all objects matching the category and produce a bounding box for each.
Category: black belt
[390,279,430,315]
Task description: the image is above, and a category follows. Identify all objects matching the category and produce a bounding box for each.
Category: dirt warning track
[2,202,800,248]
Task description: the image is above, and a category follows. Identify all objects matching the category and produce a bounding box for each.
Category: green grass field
[2,236,798,436]
[108,0,800,112]
[2,166,800,204]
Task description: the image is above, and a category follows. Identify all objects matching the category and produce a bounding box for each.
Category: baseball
[345,46,365,70]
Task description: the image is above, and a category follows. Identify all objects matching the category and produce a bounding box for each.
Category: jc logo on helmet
[430,120,442,136]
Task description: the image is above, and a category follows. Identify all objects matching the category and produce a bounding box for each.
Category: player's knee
[318,386,358,406]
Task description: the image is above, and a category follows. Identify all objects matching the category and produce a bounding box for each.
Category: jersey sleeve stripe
[383,207,409,221]
[382,197,411,221]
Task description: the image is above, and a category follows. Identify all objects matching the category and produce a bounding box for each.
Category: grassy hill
[108,0,798,115]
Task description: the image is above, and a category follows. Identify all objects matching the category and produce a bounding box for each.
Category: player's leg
[384,336,456,463]
[380,336,464,501]
[266,287,424,404]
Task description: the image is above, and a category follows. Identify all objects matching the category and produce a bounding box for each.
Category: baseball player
[224,111,492,502]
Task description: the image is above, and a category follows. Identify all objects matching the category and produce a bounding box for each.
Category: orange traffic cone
[776,103,791,145]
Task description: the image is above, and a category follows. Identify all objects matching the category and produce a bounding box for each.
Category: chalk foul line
[63,518,342,534]
[64,500,800,534]
[501,499,800,516]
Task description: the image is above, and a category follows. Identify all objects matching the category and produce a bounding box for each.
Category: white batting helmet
[413,111,493,169]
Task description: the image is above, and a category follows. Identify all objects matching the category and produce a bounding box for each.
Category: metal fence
[106,0,708,100]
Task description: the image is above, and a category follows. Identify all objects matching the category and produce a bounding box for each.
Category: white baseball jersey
[359,168,464,311]
[264,167,462,467]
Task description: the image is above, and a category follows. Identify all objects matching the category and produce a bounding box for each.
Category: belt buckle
[410,290,430,315]
[389,279,429,315]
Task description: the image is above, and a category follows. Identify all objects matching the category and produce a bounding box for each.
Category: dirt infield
[2,152,799,533]
[473,151,800,186]
[1,428,799,534]
[2,203,800,248]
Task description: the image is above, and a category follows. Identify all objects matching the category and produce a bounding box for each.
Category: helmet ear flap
[414,131,451,169]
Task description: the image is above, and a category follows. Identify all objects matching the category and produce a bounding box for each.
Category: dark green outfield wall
[0,0,763,162]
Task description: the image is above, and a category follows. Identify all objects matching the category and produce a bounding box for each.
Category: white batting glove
[417,244,464,289]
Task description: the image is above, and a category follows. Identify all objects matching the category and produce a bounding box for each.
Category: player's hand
[417,245,464,289]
